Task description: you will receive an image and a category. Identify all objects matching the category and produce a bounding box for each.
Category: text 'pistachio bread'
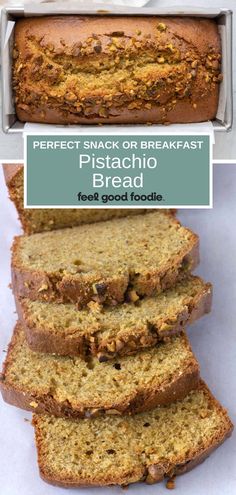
[12,212,199,306]
[17,275,212,359]
[0,323,199,418]
[32,382,233,487]
[3,164,148,234]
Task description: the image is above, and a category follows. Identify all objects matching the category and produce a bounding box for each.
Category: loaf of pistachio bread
[13,16,221,125]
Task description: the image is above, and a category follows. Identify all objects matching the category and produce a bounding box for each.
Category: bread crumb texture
[19,275,211,359]
[12,212,199,305]
[32,382,233,487]
[1,323,199,415]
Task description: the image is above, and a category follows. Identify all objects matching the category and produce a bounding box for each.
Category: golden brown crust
[145,383,233,484]
[32,381,233,487]
[11,218,199,306]
[38,436,232,488]
[0,323,200,418]
[13,16,221,125]
[0,365,199,418]
[15,277,212,359]
[145,426,233,484]
[2,164,27,232]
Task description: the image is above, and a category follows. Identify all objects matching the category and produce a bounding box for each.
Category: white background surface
[0,163,236,494]
[0,0,235,161]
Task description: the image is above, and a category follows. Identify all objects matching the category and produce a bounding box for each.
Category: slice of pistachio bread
[0,323,199,418]
[16,275,212,360]
[32,382,233,487]
[12,212,199,306]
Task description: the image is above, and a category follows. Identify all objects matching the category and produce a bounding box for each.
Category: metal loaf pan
[1,4,233,133]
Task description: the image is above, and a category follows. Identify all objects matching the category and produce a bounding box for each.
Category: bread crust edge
[16,277,212,359]
[31,381,233,487]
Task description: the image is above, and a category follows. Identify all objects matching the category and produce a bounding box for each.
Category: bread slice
[16,275,212,360]
[32,381,233,487]
[11,212,199,306]
[3,164,148,234]
[0,323,199,418]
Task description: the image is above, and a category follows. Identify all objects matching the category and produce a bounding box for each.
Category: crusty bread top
[32,381,233,487]
[13,16,221,124]
[14,16,220,57]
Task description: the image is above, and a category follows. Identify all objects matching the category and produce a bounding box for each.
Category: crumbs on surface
[166,477,176,489]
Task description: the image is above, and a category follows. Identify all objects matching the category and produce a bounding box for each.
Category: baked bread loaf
[13,16,221,125]
[32,382,233,487]
[0,323,199,418]
[11,212,199,306]
[3,164,147,234]
[16,275,212,359]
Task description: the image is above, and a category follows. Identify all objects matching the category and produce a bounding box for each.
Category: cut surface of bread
[17,275,212,359]
[0,323,199,417]
[12,212,199,306]
[3,164,147,234]
[32,382,233,487]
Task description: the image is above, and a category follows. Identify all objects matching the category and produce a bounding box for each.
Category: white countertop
[0,163,236,495]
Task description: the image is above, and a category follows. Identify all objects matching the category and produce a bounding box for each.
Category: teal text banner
[25,134,211,207]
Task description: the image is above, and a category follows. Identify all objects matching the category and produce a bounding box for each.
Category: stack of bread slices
[1,165,233,489]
